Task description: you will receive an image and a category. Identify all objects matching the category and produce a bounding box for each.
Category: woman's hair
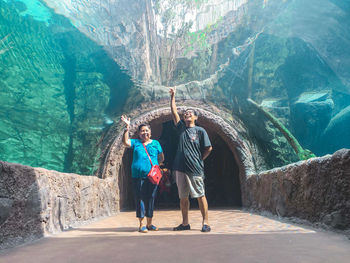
[138,123,151,132]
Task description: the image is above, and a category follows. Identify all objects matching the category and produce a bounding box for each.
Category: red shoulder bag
[143,143,162,185]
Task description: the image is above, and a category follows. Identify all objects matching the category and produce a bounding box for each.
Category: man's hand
[202,146,212,161]
[169,87,176,97]
[169,87,180,125]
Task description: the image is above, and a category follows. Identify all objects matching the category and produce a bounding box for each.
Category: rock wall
[245,149,350,230]
[1,148,349,250]
[0,161,119,250]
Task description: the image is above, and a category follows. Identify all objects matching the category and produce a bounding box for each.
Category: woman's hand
[121,115,131,147]
[121,115,131,129]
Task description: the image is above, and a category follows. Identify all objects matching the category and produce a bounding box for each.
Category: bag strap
[142,143,154,166]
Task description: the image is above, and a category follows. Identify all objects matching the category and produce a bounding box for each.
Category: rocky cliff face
[0,1,132,174]
[1,0,349,173]
[42,0,252,85]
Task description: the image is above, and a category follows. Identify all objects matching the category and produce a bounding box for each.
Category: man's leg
[197,195,209,226]
[180,197,190,226]
[186,175,209,229]
[189,175,210,232]
[173,171,191,230]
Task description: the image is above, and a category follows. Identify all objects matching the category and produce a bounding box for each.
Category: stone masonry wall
[245,149,350,230]
[0,161,119,250]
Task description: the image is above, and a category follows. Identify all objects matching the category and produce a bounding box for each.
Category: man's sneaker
[173,224,191,231]
[201,224,211,232]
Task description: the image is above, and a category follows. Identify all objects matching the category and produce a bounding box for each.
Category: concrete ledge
[245,149,350,230]
[0,162,119,250]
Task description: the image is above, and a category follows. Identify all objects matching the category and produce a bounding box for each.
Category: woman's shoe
[146,225,159,231]
[139,226,148,233]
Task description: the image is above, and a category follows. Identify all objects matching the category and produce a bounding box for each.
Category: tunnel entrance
[118,120,242,210]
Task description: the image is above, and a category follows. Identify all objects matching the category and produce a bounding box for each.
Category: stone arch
[99,104,259,209]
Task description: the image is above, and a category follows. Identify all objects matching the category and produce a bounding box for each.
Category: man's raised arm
[170,87,180,125]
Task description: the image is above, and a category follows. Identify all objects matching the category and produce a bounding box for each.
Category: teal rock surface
[0,1,132,174]
[1,0,350,173]
[291,92,334,155]
[321,105,350,153]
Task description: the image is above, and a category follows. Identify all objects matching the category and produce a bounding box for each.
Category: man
[169,87,213,232]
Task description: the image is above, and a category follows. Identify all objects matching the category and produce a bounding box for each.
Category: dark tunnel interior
[118,120,242,210]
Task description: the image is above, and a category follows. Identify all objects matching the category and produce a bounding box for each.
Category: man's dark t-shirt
[172,121,212,177]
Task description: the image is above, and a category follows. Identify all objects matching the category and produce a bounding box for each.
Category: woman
[121,115,164,233]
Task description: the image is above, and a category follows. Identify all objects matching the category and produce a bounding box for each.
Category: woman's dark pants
[132,178,158,218]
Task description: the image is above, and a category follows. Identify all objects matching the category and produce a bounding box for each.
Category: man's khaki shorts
[175,171,205,199]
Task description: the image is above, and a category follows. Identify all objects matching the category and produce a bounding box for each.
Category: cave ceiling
[40,0,350,95]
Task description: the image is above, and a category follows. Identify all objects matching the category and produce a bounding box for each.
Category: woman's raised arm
[121,115,131,147]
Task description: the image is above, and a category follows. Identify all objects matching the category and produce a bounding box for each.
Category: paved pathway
[1,209,350,263]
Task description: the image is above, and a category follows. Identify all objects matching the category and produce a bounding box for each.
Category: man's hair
[138,123,151,132]
[184,108,199,117]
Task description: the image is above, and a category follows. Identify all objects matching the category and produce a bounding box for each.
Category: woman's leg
[146,217,153,227]
[146,180,158,218]
[144,180,158,227]
[139,217,145,228]
[132,178,146,227]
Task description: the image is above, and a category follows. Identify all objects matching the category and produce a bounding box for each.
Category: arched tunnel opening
[118,118,242,211]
